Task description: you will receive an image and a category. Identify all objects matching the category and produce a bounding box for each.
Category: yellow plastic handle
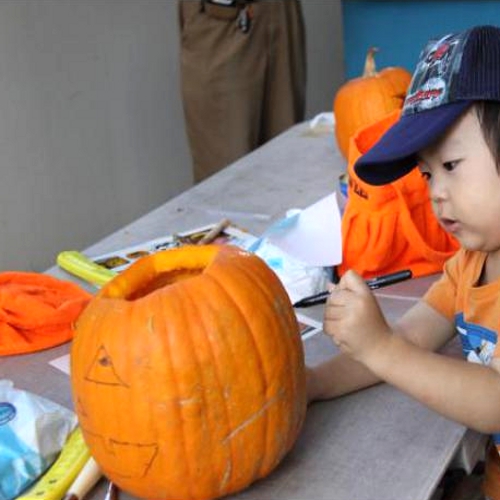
[57,250,116,287]
[18,427,92,500]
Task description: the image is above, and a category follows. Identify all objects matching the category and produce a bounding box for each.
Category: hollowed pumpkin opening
[99,245,220,301]
[126,268,204,300]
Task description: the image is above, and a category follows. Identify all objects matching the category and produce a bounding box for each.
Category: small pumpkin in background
[71,244,306,500]
[333,47,412,159]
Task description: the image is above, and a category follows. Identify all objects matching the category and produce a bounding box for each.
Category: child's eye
[420,171,431,180]
[442,160,459,171]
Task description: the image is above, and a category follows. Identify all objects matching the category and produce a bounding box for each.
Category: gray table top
[3,122,480,500]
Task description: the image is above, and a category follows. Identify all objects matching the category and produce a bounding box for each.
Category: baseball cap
[355,25,500,185]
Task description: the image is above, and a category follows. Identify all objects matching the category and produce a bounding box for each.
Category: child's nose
[429,176,448,202]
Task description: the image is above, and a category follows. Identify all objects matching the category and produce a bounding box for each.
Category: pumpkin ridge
[221,391,284,445]
[147,290,193,498]
[229,255,298,355]
[200,271,268,485]
[226,253,298,341]
[228,257,305,461]
[207,259,296,475]
[176,281,239,497]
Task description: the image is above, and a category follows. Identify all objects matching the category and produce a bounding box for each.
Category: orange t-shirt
[424,248,500,499]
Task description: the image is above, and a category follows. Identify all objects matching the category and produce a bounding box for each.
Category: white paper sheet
[49,354,71,375]
[267,192,342,267]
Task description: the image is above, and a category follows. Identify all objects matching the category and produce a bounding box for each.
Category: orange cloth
[339,109,459,279]
[0,272,91,356]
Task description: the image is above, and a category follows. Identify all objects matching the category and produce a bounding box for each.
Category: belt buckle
[207,0,236,6]
[203,0,239,21]
[207,0,236,7]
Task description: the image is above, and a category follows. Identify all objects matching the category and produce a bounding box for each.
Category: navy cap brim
[354,101,472,185]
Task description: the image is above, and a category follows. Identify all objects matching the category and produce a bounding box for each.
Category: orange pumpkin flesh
[71,244,306,500]
[334,47,412,158]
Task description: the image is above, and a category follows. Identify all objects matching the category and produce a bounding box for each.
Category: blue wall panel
[343,1,500,79]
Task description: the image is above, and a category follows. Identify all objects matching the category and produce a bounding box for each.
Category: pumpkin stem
[363,47,379,77]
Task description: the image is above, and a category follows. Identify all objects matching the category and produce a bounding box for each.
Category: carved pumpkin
[334,47,412,158]
[71,244,306,500]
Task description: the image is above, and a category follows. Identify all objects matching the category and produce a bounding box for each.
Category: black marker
[293,269,412,308]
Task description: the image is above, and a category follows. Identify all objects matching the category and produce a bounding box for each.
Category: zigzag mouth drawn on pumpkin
[82,427,159,478]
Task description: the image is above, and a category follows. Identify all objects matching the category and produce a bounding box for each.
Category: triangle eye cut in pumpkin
[71,244,307,500]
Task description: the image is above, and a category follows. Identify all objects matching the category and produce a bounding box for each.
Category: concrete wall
[0,0,343,272]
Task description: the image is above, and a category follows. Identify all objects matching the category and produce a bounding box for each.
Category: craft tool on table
[103,482,118,500]
[18,427,97,500]
[190,206,271,221]
[57,219,232,287]
[57,251,116,287]
[62,457,102,500]
[197,218,231,244]
[293,269,412,308]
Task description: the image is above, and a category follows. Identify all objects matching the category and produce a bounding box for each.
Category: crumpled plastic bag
[0,380,77,500]
[237,210,330,304]
[232,217,327,304]
[249,239,329,304]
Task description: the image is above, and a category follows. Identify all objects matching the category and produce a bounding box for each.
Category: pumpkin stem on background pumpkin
[363,47,379,77]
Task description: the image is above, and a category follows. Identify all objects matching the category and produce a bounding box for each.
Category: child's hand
[323,270,391,364]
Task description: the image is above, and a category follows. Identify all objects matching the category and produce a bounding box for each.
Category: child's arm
[307,290,454,401]
[307,352,380,402]
[324,270,500,434]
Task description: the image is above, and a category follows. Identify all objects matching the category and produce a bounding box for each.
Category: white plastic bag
[250,239,329,304]
[0,380,77,500]
[241,210,330,304]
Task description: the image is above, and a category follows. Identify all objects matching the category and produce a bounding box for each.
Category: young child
[307,25,500,499]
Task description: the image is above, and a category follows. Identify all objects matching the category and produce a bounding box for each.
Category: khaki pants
[179,0,306,182]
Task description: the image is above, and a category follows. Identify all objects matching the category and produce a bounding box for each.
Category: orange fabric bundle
[0,272,91,356]
[338,110,460,279]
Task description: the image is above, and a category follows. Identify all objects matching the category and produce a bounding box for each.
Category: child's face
[418,107,500,254]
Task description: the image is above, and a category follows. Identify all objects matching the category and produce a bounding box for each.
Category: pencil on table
[62,457,102,500]
[198,218,231,244]
[104,482,118,500]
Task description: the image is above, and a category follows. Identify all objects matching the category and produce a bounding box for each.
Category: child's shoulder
[446,247,484,265]
[444,247,486,281]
